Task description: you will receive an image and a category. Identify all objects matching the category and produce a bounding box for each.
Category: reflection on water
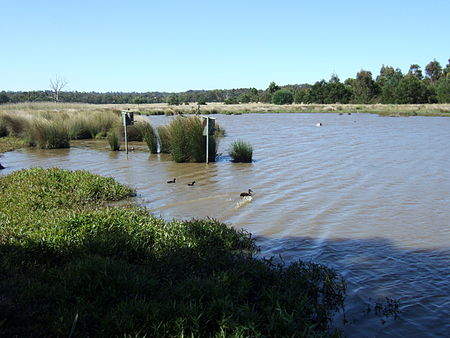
[1,113,450,337]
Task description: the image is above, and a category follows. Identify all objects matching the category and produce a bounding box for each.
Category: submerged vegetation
[0,168,346,336]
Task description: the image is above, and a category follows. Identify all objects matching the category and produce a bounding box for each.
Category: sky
[1,0,449,93]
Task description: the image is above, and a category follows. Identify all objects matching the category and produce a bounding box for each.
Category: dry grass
[1,102,449,116]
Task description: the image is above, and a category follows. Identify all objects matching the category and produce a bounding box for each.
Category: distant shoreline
[1,102,449,117]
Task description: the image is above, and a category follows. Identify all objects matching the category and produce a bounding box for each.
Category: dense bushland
[1,58,448,105]
[0,168,346,337]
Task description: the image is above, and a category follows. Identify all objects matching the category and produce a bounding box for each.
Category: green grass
[0,168,346,337]
[229,140,253,163]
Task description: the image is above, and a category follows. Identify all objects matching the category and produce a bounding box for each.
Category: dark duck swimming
[240,189,253,197]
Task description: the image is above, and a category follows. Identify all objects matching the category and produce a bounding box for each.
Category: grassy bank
[0,168,346,337]
[0,136,25,154]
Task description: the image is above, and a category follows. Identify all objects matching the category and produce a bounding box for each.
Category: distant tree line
[1,59,448,105]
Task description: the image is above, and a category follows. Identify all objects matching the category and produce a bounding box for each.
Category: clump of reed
[0,113,30,137]
[66,111,119,139]
[140,122,158,153]
[214,122,226,137]
[107,131,120,151]
[0,116,8,137]
[27,117,70,149]
[156,125,171,153]
[229,140,253,163]
[164,116,217,162]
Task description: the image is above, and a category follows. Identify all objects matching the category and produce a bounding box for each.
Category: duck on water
[167,178,176,183]
[240,189,253,197]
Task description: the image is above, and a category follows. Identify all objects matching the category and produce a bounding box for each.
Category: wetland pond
[1,113,449,337]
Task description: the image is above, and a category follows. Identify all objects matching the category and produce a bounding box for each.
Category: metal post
[206,117,209,164]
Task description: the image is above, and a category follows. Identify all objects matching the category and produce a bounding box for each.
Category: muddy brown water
[1,113,449,337]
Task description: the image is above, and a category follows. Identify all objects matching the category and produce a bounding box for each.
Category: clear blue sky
[1,0,449,93]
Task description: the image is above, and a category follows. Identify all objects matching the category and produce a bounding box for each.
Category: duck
[316,122,322,127]
[167,178,176,183]
[187,181,196,186]
[240,189,253,197]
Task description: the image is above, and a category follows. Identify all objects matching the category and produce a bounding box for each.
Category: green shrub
[107,131,120,151]
[272,89,294,105]
[229,140,253,162]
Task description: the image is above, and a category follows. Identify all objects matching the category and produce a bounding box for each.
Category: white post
[122,112,129,154]
[206,117,209,164]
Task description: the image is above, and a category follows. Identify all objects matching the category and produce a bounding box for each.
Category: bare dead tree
[49,75,68,102]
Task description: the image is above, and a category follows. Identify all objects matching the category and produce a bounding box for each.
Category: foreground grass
[0,168,346,337]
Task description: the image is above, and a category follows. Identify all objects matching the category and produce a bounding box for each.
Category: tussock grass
[107,131,120,151]
[0,168,346,337]
[156,125,171,153]
[229,140,253,163]
[138,120,158,153]
[0,108,121,150]
[27,118,70,149]
[165,116,217,162]
[0,113,30,137]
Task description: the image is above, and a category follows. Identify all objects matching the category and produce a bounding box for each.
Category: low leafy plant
[229,140,253,162]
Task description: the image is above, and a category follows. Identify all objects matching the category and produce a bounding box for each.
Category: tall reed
[139,121,158,153]
[156,125,171,153]
[107,131,120,151]
[28,118,70,149]
[0,113,30,137]
[165,116,217,162]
